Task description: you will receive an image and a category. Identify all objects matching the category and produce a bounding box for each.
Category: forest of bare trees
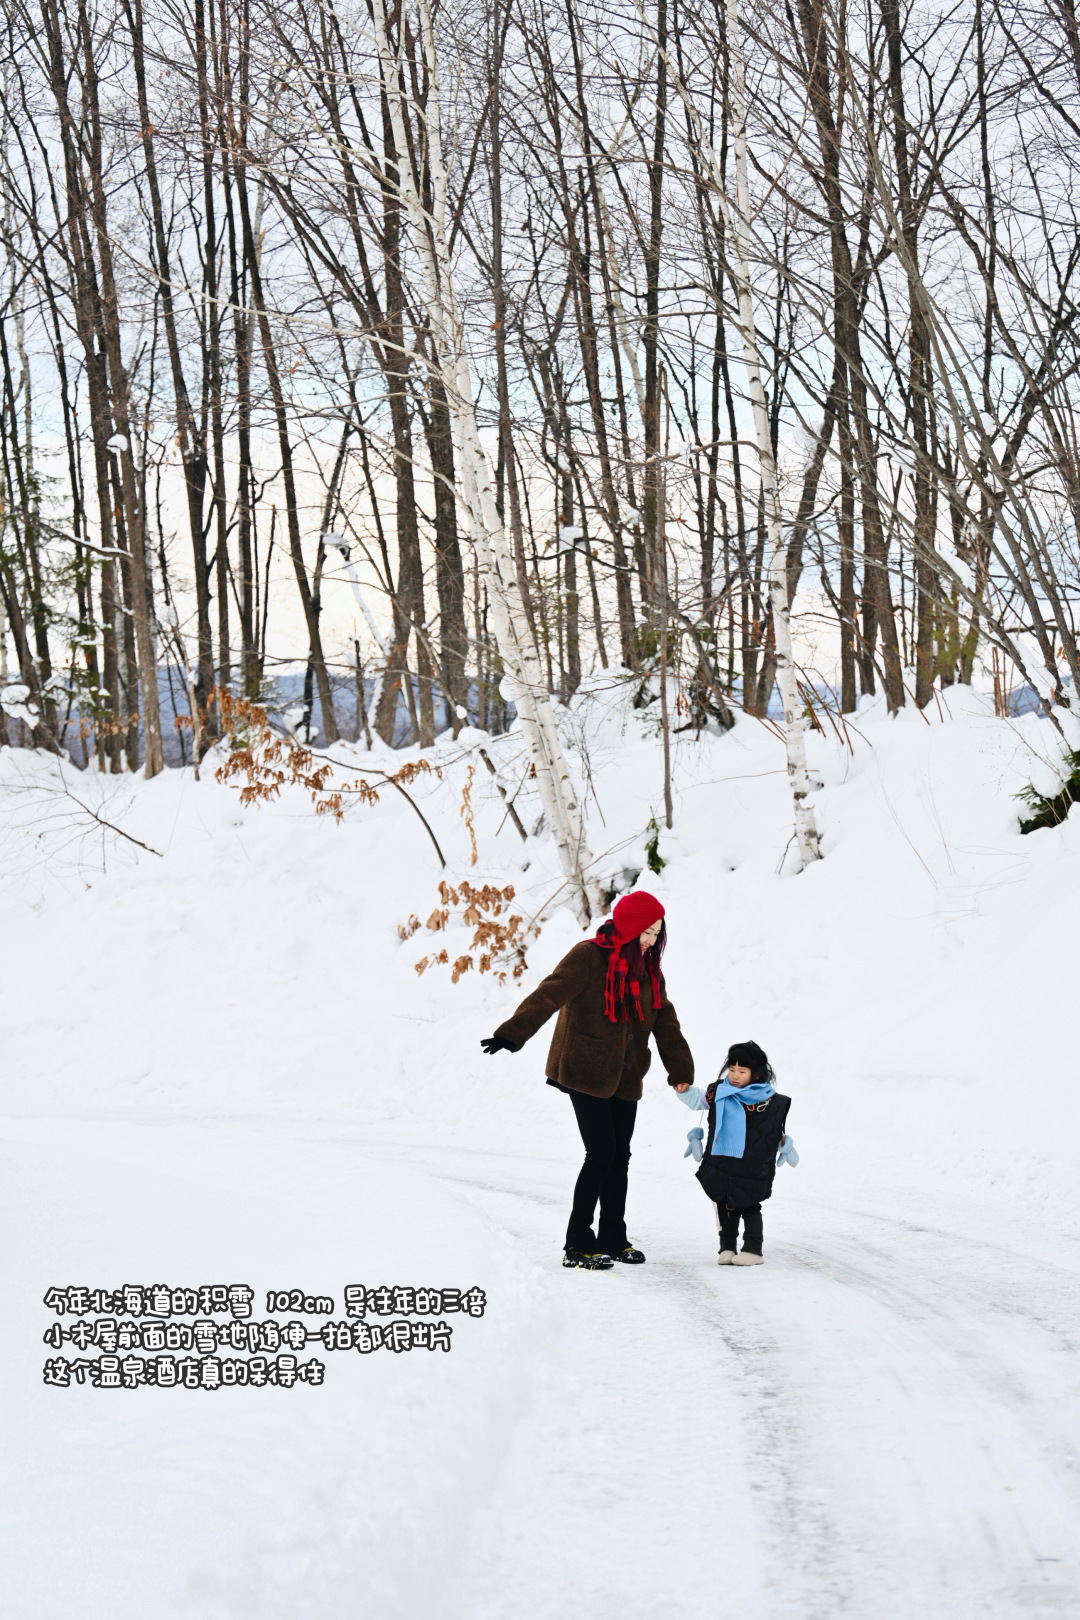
[4,0,1080,856]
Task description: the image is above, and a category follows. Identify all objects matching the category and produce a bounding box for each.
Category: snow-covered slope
[2,686,1079,1618]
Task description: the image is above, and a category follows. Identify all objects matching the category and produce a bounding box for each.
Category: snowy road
[406,1134,1080,1620]
[4,1098,1080,1619]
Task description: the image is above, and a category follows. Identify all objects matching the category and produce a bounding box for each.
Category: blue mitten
[684,1127,704,1162]
[776,1134,799,1168]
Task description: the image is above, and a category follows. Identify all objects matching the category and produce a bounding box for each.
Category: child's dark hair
[723,1040,774,1084]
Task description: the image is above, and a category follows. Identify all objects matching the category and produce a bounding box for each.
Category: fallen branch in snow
[478,748,528,843]
[58,787,163,857]
[375,771,448,869]
[0,759,164,879]
[300,747,448,869]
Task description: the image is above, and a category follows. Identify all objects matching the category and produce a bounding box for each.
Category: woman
[480,891,694,1269]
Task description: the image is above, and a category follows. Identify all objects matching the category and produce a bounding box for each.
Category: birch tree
[647,0,821,866]
[371,0,603,920]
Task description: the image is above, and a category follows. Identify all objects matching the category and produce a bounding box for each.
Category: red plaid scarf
[592,920,663,1023]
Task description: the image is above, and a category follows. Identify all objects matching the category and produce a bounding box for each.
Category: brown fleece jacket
[493,940,695,1101]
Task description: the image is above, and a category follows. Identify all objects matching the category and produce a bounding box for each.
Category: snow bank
[2,685,1079,1617]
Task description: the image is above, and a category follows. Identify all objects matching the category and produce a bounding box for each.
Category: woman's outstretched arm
[485,942,593,1052]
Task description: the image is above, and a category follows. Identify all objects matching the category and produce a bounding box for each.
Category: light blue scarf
[710,1078,775,1157]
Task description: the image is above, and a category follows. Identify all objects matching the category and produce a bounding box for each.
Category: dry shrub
[78,712,140,740]
[214,692,435,822]
[411,879,542,986]
[460,764,477,865]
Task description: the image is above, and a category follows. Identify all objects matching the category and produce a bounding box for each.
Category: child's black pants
[565,1090,637,1252]
[716,1200,763,1255]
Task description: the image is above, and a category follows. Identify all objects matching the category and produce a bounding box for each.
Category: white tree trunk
[372,0,602,920]
[723,0,820,867]
[642,0,821,867]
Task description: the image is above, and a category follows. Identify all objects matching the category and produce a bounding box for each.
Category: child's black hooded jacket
[696,1081,791,1208]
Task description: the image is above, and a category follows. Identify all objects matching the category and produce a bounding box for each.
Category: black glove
[480,1036,518,1056]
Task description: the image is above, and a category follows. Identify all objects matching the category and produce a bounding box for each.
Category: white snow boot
[717,1250,737,1265]
[732,1252,764,1266]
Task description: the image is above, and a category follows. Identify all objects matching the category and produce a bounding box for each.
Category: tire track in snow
[405,1145,1080,1617]
[759,1228,1080,1615]
[410,1150,849,1619]
[650,1257,852,1620]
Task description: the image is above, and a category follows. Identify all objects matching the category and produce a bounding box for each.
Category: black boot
[562,1248,615,1270]
[605,1244,646,1264]
[718,1203,740,1260]
[741,1204,764,1256]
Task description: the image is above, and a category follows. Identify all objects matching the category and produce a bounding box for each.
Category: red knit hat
[611,890,665,943]
[593,891,666,1022]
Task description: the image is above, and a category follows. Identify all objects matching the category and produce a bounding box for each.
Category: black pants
[565,1090,638,1253]
[716,1200,764,1255]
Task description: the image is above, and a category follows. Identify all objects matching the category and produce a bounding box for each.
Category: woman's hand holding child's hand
[673,1082,690,1092]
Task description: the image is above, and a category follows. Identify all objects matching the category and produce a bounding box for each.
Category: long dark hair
[617,917,667,980]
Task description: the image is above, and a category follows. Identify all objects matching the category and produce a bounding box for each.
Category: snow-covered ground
[2,683,1079,1618]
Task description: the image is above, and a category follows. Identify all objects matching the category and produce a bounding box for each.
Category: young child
[674,1040,796,1266]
